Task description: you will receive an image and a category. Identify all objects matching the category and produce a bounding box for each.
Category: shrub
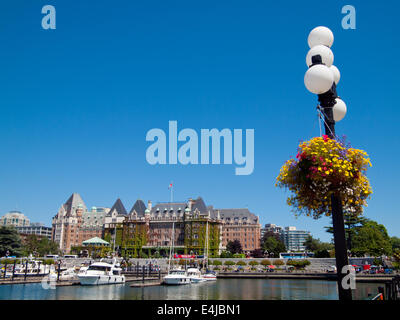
[224,260,235,266]
[233,253,246,259]
[286,259,310,269]
[274,259,284,266]
[261,259,271,266]
[212,260,222,266]
[249,260,259,266]
[236,260,247,266]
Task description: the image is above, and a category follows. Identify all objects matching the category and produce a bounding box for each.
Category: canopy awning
[82,237,110,246]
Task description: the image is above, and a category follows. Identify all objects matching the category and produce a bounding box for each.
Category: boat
[202,270,217,281]
[186,267,206,283]
[163,268,191,285]
[163,222,191,285]
[78,259,125,285]
[13,260,54,277]
[49,267,78,281]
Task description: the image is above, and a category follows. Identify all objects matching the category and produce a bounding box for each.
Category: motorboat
[78,259,125,285]
[186,268,206,283]
[202,270,217,281]
[49,267,78,281]
[163,268,191,285]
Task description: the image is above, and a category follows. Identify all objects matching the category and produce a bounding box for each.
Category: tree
[22,235,59,257]
[0,226,22,257]
[391,237,400,251]
[350,219,392,257]
[250,248,264,258]
[226,240,243,254]
[303,235,333,257]
[261,232,286,257]
[325,212,368,250]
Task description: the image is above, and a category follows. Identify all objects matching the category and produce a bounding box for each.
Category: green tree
[391,237,400,251]
[226,240,243,254]
[261,232,286,257]
[303,235,333,257]
[0,226,22,257]
[350,219,392,257]
[325,212,368,250]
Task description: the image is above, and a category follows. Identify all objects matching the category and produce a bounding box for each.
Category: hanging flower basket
[276,135,372,219]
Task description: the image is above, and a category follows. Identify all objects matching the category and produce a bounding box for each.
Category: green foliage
[138,251,148,259]
[233,253,246,258]
[224,260,235,266]
[226,240,243,254]
[303,235,333,253]
[391,237,400,251]
[219,251,233,258]
[249,260,259,266]
[372,257,382,266]
[260,259,271,266]
[236,260,247,266]
[286,259,310,269]
[274,259,284,266]
[261,232,286,257]
[0,226,22,257]
[211,260,222,266]
[22,235,59,257]
[350,219,392,256]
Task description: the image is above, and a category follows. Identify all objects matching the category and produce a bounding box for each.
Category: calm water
[0,279,381,300]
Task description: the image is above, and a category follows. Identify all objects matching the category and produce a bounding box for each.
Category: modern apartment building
[16,223,52,240]
[281,226,310,252]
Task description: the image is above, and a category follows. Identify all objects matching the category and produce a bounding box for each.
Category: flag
[168,183,173,189]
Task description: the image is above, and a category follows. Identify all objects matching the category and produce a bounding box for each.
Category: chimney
[188,198,195,210]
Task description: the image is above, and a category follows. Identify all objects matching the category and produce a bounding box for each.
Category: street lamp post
[304,26,352,300]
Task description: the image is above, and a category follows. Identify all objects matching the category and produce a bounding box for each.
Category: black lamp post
[304,26,352,300]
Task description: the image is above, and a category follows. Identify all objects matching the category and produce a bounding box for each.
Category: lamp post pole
[318,83,352,301]
[304,26,352,300]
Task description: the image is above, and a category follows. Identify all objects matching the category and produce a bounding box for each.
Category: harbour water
[0,279,381,300]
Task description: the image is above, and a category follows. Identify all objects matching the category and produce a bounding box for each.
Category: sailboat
[163,222,191,285]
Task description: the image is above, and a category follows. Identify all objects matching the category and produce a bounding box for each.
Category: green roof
[82,237,110,246]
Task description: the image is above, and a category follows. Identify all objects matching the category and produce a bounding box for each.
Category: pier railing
[385,275,400,300]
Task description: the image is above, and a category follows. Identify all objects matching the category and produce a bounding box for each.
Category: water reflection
[0,279,380,300]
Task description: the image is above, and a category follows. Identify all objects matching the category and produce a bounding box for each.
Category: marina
[0,278,384,300]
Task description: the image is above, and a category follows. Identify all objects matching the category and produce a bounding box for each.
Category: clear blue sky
[1,1,399,242]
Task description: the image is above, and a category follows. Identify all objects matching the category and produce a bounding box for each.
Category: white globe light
[329,65,341,85]
[306,45,334,67]
[333,98,347,121]
[308,26,334,48]
[304,64,334,94]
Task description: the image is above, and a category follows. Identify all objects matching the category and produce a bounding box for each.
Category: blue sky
[0,1,399,242]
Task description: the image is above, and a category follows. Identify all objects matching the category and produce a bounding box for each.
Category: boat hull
[163,276,191,285]
[78,275,125,286]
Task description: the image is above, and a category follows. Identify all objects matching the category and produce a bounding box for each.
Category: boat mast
[168,222,175,272]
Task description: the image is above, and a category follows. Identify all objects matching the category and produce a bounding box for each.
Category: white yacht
[186,267,206,283]
[78,259,125,285]
[163,268,191,285]
[202,270,217,281]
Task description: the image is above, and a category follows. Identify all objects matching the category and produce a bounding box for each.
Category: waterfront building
[52,193,86,254]
[80,206,109,243]
[281,226,310,252]
[16,223,52,240]
[218,208,261,254]
[0,211,30,227]
[103,197,223,257]
[261,223,283,239]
